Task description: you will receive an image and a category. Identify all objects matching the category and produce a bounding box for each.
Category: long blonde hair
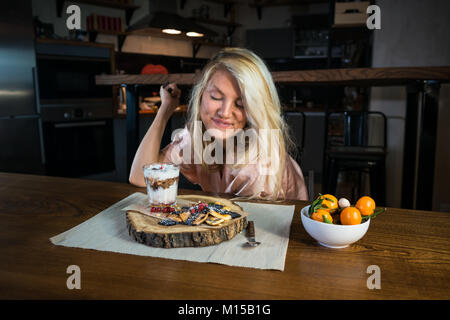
[186,47,295,201]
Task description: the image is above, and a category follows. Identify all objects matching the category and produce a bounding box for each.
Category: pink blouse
[160,127,308,201]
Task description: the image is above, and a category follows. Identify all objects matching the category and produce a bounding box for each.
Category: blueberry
[158,219,177,226]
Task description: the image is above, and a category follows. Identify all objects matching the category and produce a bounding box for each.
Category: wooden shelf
[56,0,140,51]
[56,0,140,25]
[96,67,450,87]
[35,37,115,49]
[97,73,198,86]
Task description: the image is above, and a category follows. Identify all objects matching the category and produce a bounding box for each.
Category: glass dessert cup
[143,163,180,206]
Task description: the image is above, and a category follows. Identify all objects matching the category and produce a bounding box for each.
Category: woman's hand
[129,82,181,186]
[159,82,181,119]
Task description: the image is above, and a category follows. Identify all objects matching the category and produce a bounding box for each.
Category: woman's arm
[128,83,181,186]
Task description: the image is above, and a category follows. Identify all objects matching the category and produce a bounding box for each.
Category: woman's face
[200,69,247,140]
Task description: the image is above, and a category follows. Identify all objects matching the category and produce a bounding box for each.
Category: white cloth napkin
[50,192,295,271]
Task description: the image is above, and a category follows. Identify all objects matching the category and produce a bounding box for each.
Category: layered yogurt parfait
[143,163,180,206]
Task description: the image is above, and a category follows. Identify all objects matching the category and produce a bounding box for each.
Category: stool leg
[369,163,378,202]
[369,161,386,206]
[378,160,386,206]
[358,170,363,200]
[328,158,339,195]
[351,183,357,204]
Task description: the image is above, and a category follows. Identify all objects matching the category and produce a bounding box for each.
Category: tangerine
[340,207,362,225]
[320,194,338,211]
[355,196,376,216]
[311,209,333,223]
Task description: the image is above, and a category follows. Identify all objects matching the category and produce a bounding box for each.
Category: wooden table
[1,172,449,300]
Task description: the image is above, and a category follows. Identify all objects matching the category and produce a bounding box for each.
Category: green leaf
[362,207,386,221]
[308,194,323,216]
[323,215,333,224]
[314,199,323,212]
[369,207,385,219]
[308,198,319,216]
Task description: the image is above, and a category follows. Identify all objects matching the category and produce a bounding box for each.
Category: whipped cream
[143,163,180,180]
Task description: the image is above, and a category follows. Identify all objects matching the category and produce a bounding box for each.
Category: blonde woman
[129,47,308,201]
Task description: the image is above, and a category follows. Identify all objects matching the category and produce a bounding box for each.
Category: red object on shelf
[141,64,169,74]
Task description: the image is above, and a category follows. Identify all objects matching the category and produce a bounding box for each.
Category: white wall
[369,0,450,209]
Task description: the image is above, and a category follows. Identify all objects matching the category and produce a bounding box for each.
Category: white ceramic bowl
[301,205,370,248]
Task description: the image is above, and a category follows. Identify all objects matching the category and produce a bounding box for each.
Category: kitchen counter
[1,172,449,299]
[96,66,450,86]
[113,105,326,118]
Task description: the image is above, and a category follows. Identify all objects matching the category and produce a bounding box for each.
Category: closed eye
[210,95,222,101]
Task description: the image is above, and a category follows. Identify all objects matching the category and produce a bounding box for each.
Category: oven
[41,101,115,177]
[36,42,116,178]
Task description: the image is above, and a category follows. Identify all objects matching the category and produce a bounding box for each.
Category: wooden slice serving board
[126,195,249,248]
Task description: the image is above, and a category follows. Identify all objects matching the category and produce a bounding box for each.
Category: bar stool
[324,111,387,205]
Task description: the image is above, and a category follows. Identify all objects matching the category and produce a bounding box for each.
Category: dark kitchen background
[1,0,449,212]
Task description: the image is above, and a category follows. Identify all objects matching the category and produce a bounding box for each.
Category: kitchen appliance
[127,0,217,38]
[0,0,45,174]
[40,101,115,178]
[36,41,115,178]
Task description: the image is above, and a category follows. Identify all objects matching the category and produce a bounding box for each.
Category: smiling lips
[212,117,233,129]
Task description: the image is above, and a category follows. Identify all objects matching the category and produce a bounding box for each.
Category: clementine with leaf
[340,207,362,225]
[356,196,376,216]
[311,209,333,224]
[320,194,338,212]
